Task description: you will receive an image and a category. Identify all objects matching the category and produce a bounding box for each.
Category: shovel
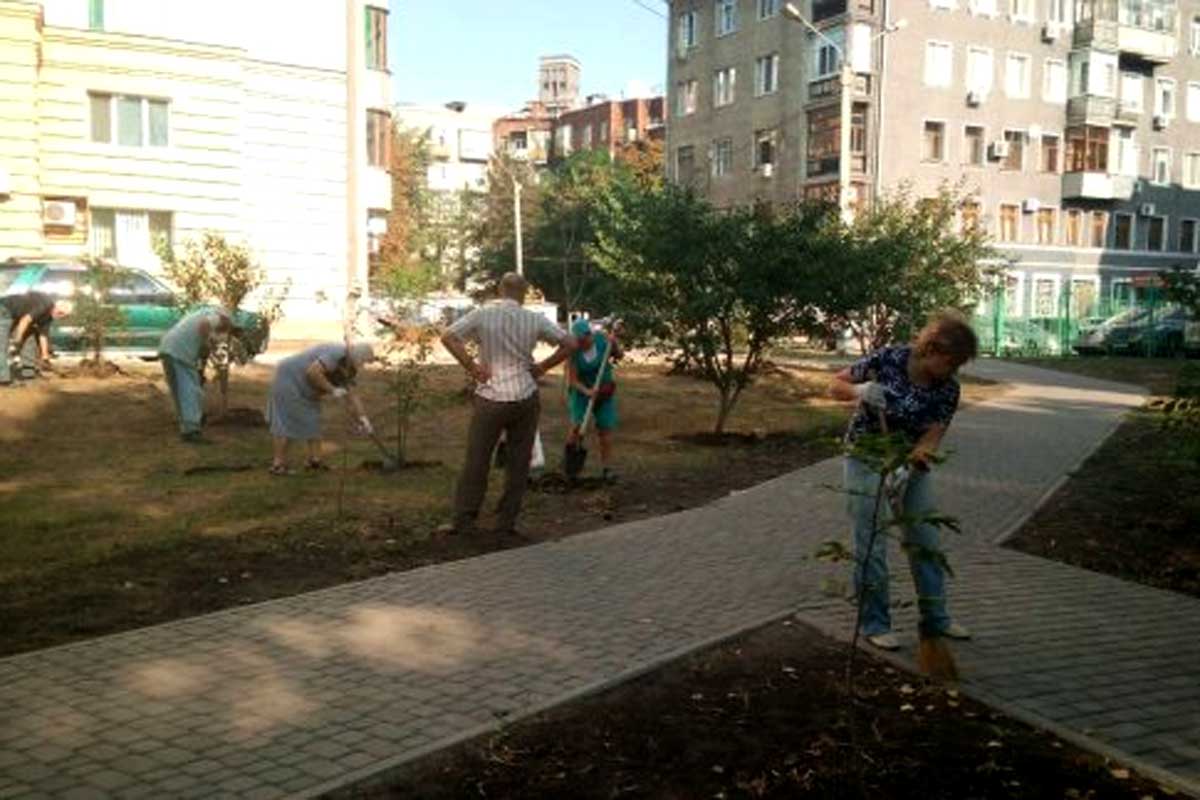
[564,335,614,480]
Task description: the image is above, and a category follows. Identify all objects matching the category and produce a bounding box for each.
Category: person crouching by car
[1,292,73,387]
[266,342,376,475]
[157,307,235,443]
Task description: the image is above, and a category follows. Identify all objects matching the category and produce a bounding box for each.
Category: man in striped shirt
[440,273,576,534]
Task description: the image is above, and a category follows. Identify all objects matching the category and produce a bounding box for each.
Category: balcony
[1062,171,1135,200]
[1073,0,1178,62]
[1067,95,1117,126]
[1114,101,1142,125]
[1117,24,1176,62]
[812,0,847,22]
[807,72,872,104]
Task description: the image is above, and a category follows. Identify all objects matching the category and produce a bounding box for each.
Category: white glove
[330,387,348,399]
[853,381,887,409]
[358,415,373,435]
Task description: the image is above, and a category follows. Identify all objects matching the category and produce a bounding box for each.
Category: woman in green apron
[565,318,622,483]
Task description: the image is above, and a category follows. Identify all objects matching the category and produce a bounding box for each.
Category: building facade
[494,102,555,165]
[538,54,582,116]
[666,0,1200,334]
[0,0,392,338]
[552,95,667,160]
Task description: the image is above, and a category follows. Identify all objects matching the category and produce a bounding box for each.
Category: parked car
[0,259,270,359]
[1072,305,1193,356]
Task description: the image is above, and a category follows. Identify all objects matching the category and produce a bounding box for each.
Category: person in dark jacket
[1,292,72,386]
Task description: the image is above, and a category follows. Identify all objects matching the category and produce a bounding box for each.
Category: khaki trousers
[454,393,540,531]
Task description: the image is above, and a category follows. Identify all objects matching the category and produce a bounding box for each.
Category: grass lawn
[1006,356,1200,599]
[0,356,1000,656]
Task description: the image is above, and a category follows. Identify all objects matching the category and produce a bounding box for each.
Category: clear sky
[388,0,669,111]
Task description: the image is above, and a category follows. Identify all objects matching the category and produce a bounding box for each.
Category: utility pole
[513,179,524,276]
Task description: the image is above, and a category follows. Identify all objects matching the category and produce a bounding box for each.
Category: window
[676,80,698,116]
[965,47,993,95]
[1187,83,1200,121]
[1147,215,1167,251]
[1115,127,1139,176]
[931,0,956,10]
[1005,53,1031,98]
[961,200,982,232]
[712,137,734,177]
[1010,0,1034,21]
[1184,152,1200,189]
[367,109,390,168]
[815,28,845,78]
[999,204,1020,241]
[923,121,946,161]
[583,124,594,147]
[1040,134,1060,172]
[1152,147,1170,184]
[713,67,736,107]
[754,129,778,170]
[89,208,173,267]
[88,93,169,147]
[1071,278,1098,317]
[716,0,739,36]
[89,0,104,30]
[755,54,780,96]
[1113,212,1134,249]
[679,11,698,47]
[970,0,997,15]
[1120,72,1144,111]
[758,0,779,18]
[1090,211,1107,247]
[924,42,952,87]
[1036,208,1057,244]
[365,6,388,71]
[806,107,840,176]
[1065,125,1108,172]
[964,125,985,165]
[1192,16,1200,54]
[1071,51,1116,97]
[1043,59,1067,103]
[850,105,867,160]
[1156,78,1176,117]
[1003,273,1023,317]
[1179,219,1198,253]
[1111,278,1133,307]
[1002,129,1024,170]
[1065,209,1083,246]
[1047,0,1070,24]
[1033,276,1059,317]
[676,145,697,185]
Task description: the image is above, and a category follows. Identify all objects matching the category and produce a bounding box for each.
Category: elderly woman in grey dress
[267,342,375,475]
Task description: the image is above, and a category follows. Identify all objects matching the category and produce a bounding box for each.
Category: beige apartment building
[0,0,392,337]
[667,0,1200,326]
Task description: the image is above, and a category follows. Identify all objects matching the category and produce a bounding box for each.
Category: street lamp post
[782,4,905,222]
[512,178,524,276]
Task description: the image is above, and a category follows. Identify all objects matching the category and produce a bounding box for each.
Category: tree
[374,124,435,280]
[818,183,997,352]
[376,263,440,467]
[73,258,127,365]
[1162,263,1200,316]
[615,137,665,192]
[470,152,540,289]
[592,185,826,434]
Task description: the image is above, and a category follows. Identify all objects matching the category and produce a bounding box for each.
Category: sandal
[268,464,291,476]
[305,458,331,471]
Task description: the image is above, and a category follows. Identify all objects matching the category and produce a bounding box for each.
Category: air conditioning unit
[42,200,76,228]
[966,90,985,107]
[1139,202,1156,216]
[1153,114,1169,130]
[1022,197,1041,213]
[1041,22,1059,41]
[761,162,774,178]
[988,140,1010,159]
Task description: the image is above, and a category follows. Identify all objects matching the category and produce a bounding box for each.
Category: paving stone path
[2,360,1197,799]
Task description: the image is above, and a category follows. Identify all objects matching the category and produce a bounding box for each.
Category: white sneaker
[943,622,972,640]
[866,632,901,651]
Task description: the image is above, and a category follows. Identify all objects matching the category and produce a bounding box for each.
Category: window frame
[1146,214,1168,252]
[1043,58,1068,104]
[1005,51,1032,99]
[1151,146,1171,185]
[364,5,389,72]
[1064,208,1084,246]
[1030,272,1062,318]
[754,53,780,96]
[713,66,737,108]
[1010,0,1035,23]
[922,118,948,162]
[963,124,986,166]
[1183,151,1200,189]
[1089,210,1108,248]
[757,0,780,19]
[679,11,698,48]
[366,108,391,168]
[1186,82,1200,122]
[1040,132,1061,173]
[1155,77,1177,117]
[88,92,170,148]
[753,128,779,170]
[712,137,735,177]
[965,46,994,95]
[1001,128,1026,171]
[715,0,739,37]
[1036,206,1059,245]
[924,40,953,88]
[1113,212,1135,250]
[1178,218,1199,253]
[676,79,699,116]
[999,203,1021,242]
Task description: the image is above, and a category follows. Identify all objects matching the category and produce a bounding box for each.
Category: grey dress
[267,343,350,439]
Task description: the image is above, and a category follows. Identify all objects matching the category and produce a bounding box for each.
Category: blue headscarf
[571,318,592,338]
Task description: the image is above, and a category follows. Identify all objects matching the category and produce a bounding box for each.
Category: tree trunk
[714,388,736,435]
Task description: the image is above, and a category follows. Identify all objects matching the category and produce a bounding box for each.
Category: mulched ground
[1007,405,1200,600]
[349,619,1181,800]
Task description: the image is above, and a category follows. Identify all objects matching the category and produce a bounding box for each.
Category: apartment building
[494,101,555,165]
[667,0,1200,324]
[552,95,667,160]
[0,0,392,338]
[539,54,583,116]
[394,102,510,193]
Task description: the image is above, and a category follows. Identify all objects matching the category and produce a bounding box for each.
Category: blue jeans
[844,457,952,638]
[161,355,203,436]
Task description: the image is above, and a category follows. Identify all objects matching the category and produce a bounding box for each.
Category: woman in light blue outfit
[158,307,234,443]
[829,311,978,652]
[267,342,375,475]
[565,318,622,482]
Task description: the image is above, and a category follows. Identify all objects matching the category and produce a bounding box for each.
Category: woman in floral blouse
[830,310,979,652]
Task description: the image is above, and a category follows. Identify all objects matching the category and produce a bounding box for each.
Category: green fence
[972,283,1175,358]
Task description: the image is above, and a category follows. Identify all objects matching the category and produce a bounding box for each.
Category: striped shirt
[447,299,568,402]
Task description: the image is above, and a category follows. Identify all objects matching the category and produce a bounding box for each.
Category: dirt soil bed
[352,619,1181,800]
